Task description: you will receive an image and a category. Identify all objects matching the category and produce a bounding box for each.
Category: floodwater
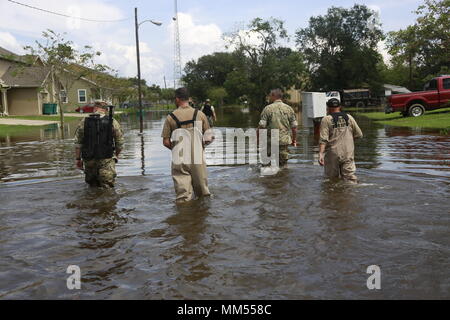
[0,107,449,299]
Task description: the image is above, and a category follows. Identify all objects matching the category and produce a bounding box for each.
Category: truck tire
[408,103,425,117]
[356,101,366,108]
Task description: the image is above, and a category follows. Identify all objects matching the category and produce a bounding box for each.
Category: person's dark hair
[270,88,283,99]
[326,98,341,108]
[175,87,189,101]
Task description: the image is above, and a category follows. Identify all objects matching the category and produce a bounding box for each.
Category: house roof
[0,46,43,65]
[1,65,51,88]
[0,46,18,57]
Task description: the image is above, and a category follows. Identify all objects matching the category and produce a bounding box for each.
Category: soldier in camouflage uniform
[258,89,298,168]
[74,106,124,188]
[318,98,363,182]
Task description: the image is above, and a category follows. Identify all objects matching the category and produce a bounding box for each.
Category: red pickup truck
[386,75,450,117]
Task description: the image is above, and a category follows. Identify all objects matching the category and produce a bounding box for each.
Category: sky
[0,0,423,87]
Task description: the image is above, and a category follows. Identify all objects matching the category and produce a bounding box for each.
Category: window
[60,90,68,103]
[425,79,438,91]
[78,89,87,103]
[443,78,450,90]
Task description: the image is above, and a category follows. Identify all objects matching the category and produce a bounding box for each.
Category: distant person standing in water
[258,89,298,169]
[318,98,363,183]
[201,99,217,127]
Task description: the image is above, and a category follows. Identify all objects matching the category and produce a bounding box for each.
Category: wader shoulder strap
[331,112,349,128]
[169,112,182,128]
[169,109,198,128]
[192,109,198,122]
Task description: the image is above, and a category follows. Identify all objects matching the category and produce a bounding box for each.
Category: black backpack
[202,104,213,117]
[81,114,115,160]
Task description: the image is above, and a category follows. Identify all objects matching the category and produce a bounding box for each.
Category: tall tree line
[182,0,449,109]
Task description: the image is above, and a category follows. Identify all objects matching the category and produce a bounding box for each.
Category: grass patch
[8,115,81,121]
[0,124,48,137]
[356,107,450,129]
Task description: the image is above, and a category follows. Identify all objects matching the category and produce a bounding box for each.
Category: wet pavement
[0,108,449,299]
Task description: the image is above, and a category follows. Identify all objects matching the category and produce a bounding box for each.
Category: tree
[386,25,421,89]
[207,87,228,106]
[183,18,306,110]
[183,52,239,101]
[386,0,449,89]
[226,18,306,109]
[296,4,384,91]
[25,30,109,138]
[160,88,175,103]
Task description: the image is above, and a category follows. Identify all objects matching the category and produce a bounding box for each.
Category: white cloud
[368,4,382,14]
[167,12,224,64]
[93,41,164,80]
[378,40,391,65]
[0,32,25,54]
[0,0,125,37]
[0,0,164,83]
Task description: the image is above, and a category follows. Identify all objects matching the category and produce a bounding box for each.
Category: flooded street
[0,108,449,299]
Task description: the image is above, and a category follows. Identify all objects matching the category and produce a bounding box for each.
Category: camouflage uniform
[319,113,363,182]
[74,112,124,188]
[259,99,298,167]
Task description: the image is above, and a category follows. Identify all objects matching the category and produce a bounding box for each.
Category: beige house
[0,46,118,116]
[0,47,56,116]
[58,74,118,112]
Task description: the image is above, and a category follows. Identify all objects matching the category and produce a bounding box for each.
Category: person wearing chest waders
[162,88,214,203]
[74,105,124,188]
[318,98,363,183]
[201,99,217,127]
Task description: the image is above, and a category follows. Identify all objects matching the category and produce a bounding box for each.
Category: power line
[7,0,131,23]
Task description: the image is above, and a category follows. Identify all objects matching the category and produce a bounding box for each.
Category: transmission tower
[173,0,182,88]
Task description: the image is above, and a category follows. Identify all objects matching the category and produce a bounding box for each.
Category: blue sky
[0,0,423,86]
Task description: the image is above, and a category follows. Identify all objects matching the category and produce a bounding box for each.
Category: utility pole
[134,7,162,135]
[134,7,144,135]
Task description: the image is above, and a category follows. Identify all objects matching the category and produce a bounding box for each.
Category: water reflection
[140,134,145,176]
[165,200,212,283]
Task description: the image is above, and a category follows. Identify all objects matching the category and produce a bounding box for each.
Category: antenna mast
[173,0,182,88]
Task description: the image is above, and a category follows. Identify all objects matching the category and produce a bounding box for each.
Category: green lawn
[7,115,81,121]
[0,124,47,137]
[356,107,450,129]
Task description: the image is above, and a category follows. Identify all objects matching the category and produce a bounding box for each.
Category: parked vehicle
[386,75,450,117]
[75,101,107,113]
[326,91,340,103]
[326,89,379,108]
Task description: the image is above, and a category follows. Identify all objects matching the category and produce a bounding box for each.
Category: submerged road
[0,108,449,299]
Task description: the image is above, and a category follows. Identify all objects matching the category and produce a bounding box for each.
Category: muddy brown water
[0,107,449,299]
